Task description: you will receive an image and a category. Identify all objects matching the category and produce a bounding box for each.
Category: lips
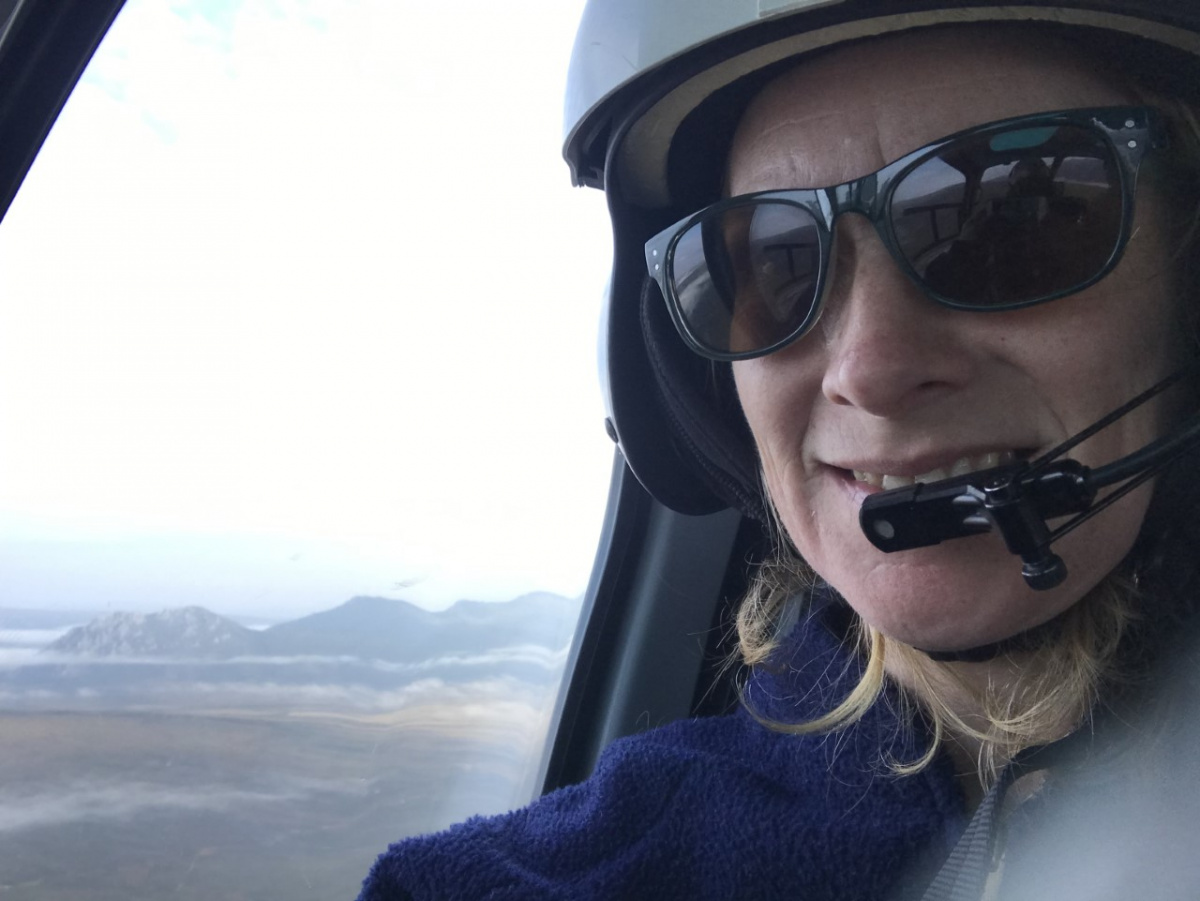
[848,450,1019,489]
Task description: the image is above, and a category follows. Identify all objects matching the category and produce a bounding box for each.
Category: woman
[359,3,1200,898]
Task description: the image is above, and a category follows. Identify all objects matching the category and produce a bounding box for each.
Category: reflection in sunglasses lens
[892,124,1123,305]
[675,202,822,355]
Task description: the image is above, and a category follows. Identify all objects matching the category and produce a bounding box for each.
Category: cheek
[732,355,820,483]
[1106,198,1189,380]
[733,356,837,577]
[996,223,1183,440]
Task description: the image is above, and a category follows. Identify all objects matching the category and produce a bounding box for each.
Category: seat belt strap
[919,765,1016,901]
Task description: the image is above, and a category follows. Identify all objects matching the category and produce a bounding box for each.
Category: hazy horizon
[2,513,588,618]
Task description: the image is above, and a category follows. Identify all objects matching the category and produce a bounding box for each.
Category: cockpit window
[0,0,610,896]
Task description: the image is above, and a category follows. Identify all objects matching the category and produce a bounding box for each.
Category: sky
[0,0,615,617]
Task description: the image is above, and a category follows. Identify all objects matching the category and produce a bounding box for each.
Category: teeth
[852,450,1017,488]
[912,466,949,484]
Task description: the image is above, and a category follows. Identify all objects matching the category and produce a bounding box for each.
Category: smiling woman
[0,0,611,898]
[728,29,1182,655]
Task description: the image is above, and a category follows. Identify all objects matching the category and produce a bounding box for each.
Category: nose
[819,216,975,417]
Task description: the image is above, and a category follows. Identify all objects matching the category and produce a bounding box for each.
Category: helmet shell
[566,0,1200,517]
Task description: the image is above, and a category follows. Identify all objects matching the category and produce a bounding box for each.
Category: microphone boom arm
[858,395,1200,590]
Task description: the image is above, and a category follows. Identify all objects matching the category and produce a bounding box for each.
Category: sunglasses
[645,106,1165,362]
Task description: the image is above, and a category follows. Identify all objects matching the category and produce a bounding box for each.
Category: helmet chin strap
[923,644,1010,663]
[924,643,1024,663]
[920,618,1064,663]
[858,362,1200,660]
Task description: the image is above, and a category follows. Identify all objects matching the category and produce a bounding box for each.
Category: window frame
[0,0,126,222]
[539,453,749,793]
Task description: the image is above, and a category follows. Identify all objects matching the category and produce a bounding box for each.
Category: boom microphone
[859,367,1200,590]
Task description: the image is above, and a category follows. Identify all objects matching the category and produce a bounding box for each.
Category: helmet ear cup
[602,179,763,517]
[637,275,766,520]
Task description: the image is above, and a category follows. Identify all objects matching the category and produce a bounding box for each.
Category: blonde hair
[736,526,1141,786]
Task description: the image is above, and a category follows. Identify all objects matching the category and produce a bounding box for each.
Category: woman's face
[730,29,1184,652]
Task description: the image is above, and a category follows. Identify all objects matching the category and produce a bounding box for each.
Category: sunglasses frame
[645,106,1166,362]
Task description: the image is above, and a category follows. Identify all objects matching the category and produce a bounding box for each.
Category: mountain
[45,606,258,658]
[438,593,581,651]
[43,594,581,662]
[259,592,580,662]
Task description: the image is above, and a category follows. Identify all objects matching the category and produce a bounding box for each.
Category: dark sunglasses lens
[670,201,823,355]
[890,123,1123,306]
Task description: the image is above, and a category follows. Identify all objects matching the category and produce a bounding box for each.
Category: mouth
[849,450,1024,490]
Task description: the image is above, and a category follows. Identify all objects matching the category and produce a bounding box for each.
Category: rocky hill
[46,606,258,658]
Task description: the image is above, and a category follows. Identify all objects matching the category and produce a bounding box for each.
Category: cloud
[0,775,368,835]
[22,642,569,670]
[217,644,571,672]
[0,629,73,647]
[137,674,555,713]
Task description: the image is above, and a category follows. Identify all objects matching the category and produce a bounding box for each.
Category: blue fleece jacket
[357,608,967,900]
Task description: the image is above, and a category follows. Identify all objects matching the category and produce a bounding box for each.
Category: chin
[814,533,1116,654]
[780,474,1152,654]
